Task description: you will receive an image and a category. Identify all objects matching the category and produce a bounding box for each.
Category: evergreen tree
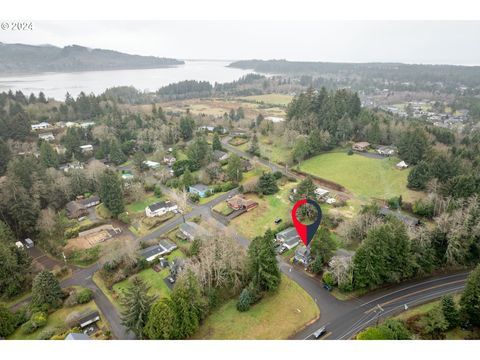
[31,271,62,309]
[257,173,279,195]
[226,154,243,183]
[98,169,125,217]
[0,304,16,337]
[398,128,429,165]
[407,161,431,190]
[212,133,222,151]
[441,295,459,329]
[39,141,59,169]
[179,116,195,140]
[182,168,195,189]
[247,230,281,293]
[132,151,147,172]
[310,228,337,265]
[248,132,260,156]
[0,139,11,176]
[144,298,176,339]
[120,277,156,339]
[186,136,210,169]
[109,139,127,165]
[460,264,480,327]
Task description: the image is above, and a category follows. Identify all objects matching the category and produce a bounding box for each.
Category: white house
[80,122,95,128]
[79,144,93,153]
[314,187,330,199]
[145,200,178,217]
[39,132,55,141]
[143,160,161,169]
[31,122,51,131]
[396,161,409,169]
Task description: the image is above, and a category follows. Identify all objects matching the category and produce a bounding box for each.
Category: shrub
[322,271,336,287]
[154,185,162,198]
[118,212,131,225]
[144,183,155,192]
[76,288,94,304]
[272,171,283,180]
[309,256,323,274]
[64,292,79,307]
[0,305,16,337]
[189,193,200,203]
[347,149,354,155]
[412,199,434,218]
[237,287,255,312]
[30,312,48,328]
[21,320,37,334]
[64,226,80,239]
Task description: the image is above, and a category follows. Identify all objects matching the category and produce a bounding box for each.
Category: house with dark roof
[189,183,210,198]
[294,245,311,266]
[66,196,100,219]
[377,145,397,156]
[78,311,100,329]
[379,208,420,226]
[140,239,178,262]
[276,227,300,249]
[177,221,208,241]
[241,159,253,172]
[213,150,229,162]
[145,200,178,217]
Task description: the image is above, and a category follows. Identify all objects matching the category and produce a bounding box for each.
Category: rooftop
[190,183,210,192]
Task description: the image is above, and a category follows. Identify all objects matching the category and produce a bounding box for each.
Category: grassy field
[230,182,296,239]
[238,94,293,106]
[126,193,162,213]
[193,275,319,339]
[198,191,226,205]
[237,136,292,165]
[8,301,102,340]
[213,202,234,216]
[298,151,423,201]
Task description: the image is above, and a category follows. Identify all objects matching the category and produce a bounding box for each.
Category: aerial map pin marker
[291,199,322,247]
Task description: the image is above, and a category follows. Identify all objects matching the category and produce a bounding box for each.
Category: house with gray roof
[276,227,300,249]
[177,221,208,241]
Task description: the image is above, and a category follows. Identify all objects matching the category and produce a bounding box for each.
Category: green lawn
[193,274,318,339]
[8,301,101,340]
[230,182,296,239]
[298,151,422,201]
[97,250,186,310]
[213,202,234,216]
[198,191,226,205]
[238,136,292,165]
[126,193,163,213]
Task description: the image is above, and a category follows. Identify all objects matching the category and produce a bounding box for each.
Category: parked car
[313,326,326,339]
[276,245,287,254]
[323,284,332,291]
[274,218,282,224]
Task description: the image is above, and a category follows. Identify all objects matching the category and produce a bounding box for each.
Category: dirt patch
[65,224,121,251]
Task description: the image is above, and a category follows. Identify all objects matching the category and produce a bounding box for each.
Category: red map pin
[291,199,322,247]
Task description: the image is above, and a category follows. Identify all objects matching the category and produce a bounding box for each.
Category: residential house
[213,150,229,162]
[79,144,93,154]
[170,258,185,279]
[231,129,248,137]
[396,161,408,169]
[265,116,285,123]
[189,183,210,198]
[65,121,79,128]
[121,173,134,181]
[198,125,215,132]
[31,122,51,131]
[352,142,370,152]
[60,162,84,173]
[241,159,253,172]
[314,187,329,200]
[78,311,100,329]
[377,145,396,156]
[379,207,420,226]
[226,195,258,211]
[177,221,208,241]
[294,245,311,266]
[39,132,55,142]
[140,239,178,262]
[79,122,95,128]
[66,196,100,219]
[276,227,300,249]
[65,333,90,340]
[163,155,176,167]
[143,160,161,170]
[66,201,88,219]
[145,200,178,217]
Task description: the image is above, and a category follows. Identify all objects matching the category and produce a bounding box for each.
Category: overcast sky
[1,21,480,65]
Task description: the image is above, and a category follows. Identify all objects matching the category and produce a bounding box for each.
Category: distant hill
[228,59,480,91]
[0,43,184,74]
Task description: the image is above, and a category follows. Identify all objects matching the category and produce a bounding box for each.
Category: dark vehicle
[274,218,282,224]
[313,326,326,339]
[323,284,332,291]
